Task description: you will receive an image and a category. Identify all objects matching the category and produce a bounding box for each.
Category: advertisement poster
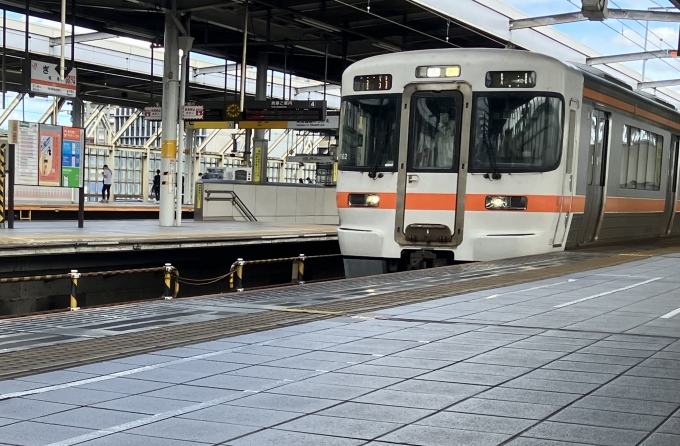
[61,127,83,188]
[38,124,62,187]
[10,120,39,186]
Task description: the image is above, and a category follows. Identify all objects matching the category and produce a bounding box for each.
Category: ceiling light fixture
[295,17,341,33]
[373,41,401,52]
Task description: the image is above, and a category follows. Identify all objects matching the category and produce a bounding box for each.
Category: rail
[205,190,257,222]
[229,254,341,292]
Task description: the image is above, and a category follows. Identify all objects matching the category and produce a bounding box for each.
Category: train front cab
[337,49,584,278]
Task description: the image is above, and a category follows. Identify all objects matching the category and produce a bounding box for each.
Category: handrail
[205,189,257,222]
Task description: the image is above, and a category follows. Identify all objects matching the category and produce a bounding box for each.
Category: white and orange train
[336,48,680,277]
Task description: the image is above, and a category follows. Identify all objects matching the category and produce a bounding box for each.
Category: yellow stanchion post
[70,270,81,311]
[235,258,244,292]
[298,254,306,284]
[163,263,173,300]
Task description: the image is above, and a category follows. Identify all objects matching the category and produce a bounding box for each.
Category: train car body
[336,48,680,277]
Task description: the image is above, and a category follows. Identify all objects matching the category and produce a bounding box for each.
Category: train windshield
[471,94,563,173]
[339,96,400,170]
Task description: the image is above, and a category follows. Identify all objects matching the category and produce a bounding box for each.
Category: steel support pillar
[185,126,194,204]
[142,148,150,202]
[160,10,180,227]
[72,98,85,228]
[253,51,269,183]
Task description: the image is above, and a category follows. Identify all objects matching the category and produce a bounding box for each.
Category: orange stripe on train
[338,192,575,212]
[337,192,668,213]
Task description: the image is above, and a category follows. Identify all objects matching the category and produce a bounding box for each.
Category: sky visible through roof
[2,0,680,129]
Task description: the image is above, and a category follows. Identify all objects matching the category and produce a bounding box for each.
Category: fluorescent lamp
[373,42,401,52]
[295,17,340,33]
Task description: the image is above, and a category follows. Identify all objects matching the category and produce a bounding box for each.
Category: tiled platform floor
[2,254,680,445]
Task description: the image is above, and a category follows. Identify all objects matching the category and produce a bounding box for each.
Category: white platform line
[660,307,680,319]
[0,344,249,401]
[45,370,325,446]
[476,279,576,301]
[554,278,662,308]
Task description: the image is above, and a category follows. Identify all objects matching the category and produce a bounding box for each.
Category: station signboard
[144,107,162,121]
[243,100,326,122]
[238,115,339,130]
[181,105,204,120]
[25,60,77,98]
[288,116,339,130]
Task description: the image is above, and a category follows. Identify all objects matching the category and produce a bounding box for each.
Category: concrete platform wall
[196,182,338,224]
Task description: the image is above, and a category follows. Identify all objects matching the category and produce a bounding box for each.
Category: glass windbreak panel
[339,96,400,170]
[410,93,461,169]
[471,95,563,173]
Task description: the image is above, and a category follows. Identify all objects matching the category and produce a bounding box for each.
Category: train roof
[344,48,680,127]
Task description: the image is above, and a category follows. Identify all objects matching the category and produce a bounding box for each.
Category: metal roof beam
[587,50,678,65]
[639,79,680,89]
[144,126,162,149]
[196,128,223,154]
[112,109,142,144]
[0,94,24,126]
[510,9,680,30]
[295,84,339,94]
[49,32,116,47]
[192,63,237,77]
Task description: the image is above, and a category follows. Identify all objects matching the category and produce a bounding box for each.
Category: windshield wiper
[481,117,501,180]
[368,106,390,180]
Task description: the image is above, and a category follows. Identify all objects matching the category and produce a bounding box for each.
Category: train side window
[620,125,630,188]
[587,115,597,185]
[620,124,662,191]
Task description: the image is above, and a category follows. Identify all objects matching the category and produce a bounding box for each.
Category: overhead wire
[563,0,680,103]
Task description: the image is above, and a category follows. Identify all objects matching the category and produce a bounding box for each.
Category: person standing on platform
[153,169,161,202]
[102,165,113,203]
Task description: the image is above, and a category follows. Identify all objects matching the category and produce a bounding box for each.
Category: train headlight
[416,65,461,78]
[348,193,380,207]
[486,196,508,210]
[485,196,528,210]
[365,194,380,207]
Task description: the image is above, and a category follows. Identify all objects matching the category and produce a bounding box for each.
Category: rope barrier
[0,252,340,306]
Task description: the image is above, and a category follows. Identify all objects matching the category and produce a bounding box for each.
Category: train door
[663,135,680,234]
[394,83,472,257]
[552,100,579,247]
[579,109,609,244]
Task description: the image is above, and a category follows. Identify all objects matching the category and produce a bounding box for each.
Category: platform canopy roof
[2,0,511,87]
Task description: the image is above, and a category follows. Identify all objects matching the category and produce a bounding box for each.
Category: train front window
[339,96,400,170]
[471,94,563,173]
[410,92,462,170]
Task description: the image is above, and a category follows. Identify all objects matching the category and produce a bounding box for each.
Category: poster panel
[9,120,39,186]
[61,127,84,188]
[38,124,62,187]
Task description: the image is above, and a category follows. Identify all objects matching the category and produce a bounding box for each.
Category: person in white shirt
[102,165,113,203]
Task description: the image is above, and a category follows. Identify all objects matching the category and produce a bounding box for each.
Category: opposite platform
[0,220,338,256]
